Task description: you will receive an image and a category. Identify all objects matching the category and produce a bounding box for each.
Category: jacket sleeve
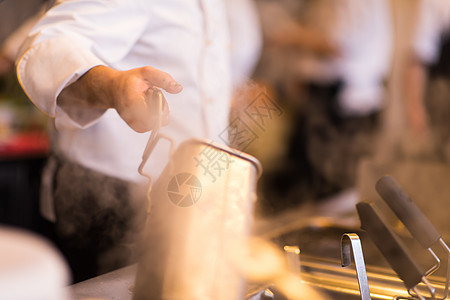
[16,0,150,129]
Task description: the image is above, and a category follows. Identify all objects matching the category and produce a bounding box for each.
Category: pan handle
[356,202,425,291]
[375,175,441,249]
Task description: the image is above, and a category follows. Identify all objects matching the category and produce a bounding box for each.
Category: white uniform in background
[412,0,450,65]
[16,0,262,221]
[410,0,450,162]
[292,0,393,116]
[254,0,393,209]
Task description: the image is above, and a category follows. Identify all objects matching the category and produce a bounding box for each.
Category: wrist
[85,65,121,109]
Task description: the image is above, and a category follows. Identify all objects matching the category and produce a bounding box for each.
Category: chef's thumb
[165,80,183,94]
[141,66,183,94]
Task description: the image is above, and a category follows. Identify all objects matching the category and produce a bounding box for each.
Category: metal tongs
[357,175,450,300]
[138,88,174,203]
[341,233,371,300]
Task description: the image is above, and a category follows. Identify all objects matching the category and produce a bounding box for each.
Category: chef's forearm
[57,65,118,111]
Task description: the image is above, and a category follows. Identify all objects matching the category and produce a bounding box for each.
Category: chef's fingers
[161,100,170,126]
[140,66,183,94]
[160,92,170,126]
[145,88,170,127]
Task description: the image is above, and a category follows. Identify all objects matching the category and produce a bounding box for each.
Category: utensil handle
[341,233,371,300]
[356,202,425,291]
[375,175,441,249]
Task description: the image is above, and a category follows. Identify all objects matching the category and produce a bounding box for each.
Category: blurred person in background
[0,13,40,76]
[255,0,393,213]
[16,0,261,282]
[0,0,51,77]
[405,0,450,162]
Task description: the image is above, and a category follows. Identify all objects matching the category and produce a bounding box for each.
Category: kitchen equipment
[133,138,262,300]
[375,175,450,299]
[284,245,301,276]
[234,237,330,300]
[356,201,437,300]
[138,88,168,182]
[341,233,371,300]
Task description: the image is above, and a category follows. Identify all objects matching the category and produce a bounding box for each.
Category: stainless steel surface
[283,245,300,276]
[133,139,262,300]
[439,239,450,299]
[68,265,136,300]
[68,220,450,300]
[247,288,276,300]
[341,233,371,300]
[69,160,450,300]
[268,215,450,300]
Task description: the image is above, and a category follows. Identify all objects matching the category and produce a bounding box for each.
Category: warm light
[284,245,300,255]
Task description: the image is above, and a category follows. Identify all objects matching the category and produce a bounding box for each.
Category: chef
[405,0,450,161]
[256,0,392,209]
[16,0,261,282]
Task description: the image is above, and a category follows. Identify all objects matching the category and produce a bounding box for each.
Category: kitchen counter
[68,265,136,300]
[67,166,450,300]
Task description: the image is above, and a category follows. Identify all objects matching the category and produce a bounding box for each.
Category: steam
[229,237,330,300]
[52,158,147,278]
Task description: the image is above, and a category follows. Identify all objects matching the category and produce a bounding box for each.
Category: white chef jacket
[291,0,393,116]
[16,0,261,220]
[412,0,450,64]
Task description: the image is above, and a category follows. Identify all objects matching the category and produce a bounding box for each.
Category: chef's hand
[58,65,183,133]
